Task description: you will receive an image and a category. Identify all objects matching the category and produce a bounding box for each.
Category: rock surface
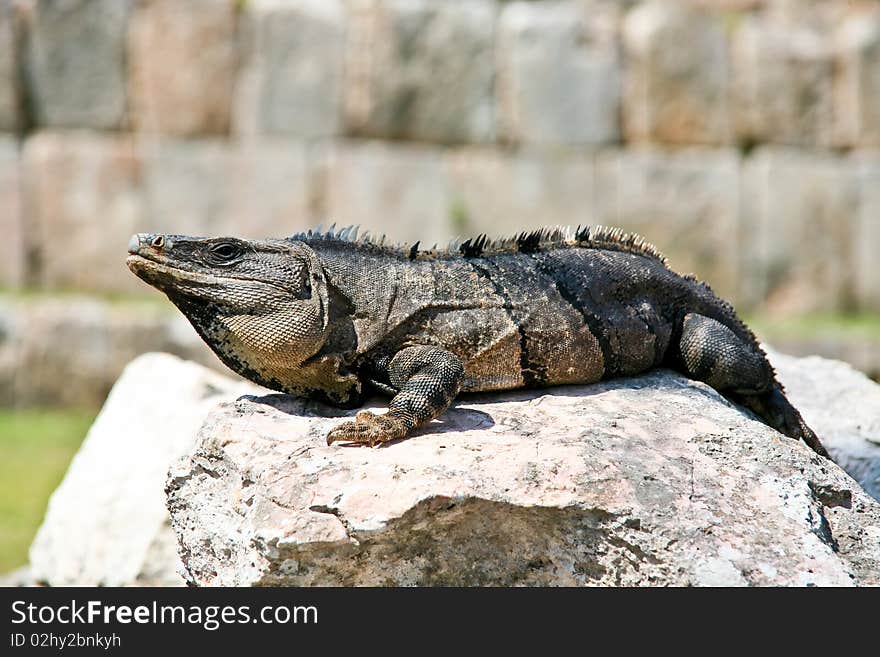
[29,353,262,586]
[770,349,880,501]
[167,358,880,587]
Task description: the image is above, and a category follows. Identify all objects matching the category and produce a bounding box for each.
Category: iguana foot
[326,411,409,447]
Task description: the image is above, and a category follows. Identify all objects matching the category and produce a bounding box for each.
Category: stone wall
[1,0,879,404]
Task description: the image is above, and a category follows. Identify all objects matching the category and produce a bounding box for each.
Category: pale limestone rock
[168,364,880,586]
[128,0,238,136]
[497,1,620,146]
[28,353,263,586]
[26,0,131,129]
[344,0,495,144]
[622,1,730,145]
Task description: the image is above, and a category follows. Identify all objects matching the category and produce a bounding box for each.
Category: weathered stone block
[26,0,130,130]
[732,15,834,146]
[29,353,262,585]
[0,3,21,132]
[834,10,880,148]
[237,0,345,138]
[739,148,858,313]
[497,1,620,146]
[322,141,597,249]
[594,147,741,303]
[853,154,880,312]
[0,295,230,409]
[22,132,146,293]
[129,0,238,136]
[320,141,451,247]
[143,139,314,240]
[622,1,730,145]
[445,147,595,238]
[344,0,495,144]
[0,136,21,287]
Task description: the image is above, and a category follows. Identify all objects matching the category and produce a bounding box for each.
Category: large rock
[167,361,880,586]
[28,353,262,586]
[622,1,730,145]
[128,0,238,136]
[497,1,620,146]
[26,0,131,130]
[344,0,495,144]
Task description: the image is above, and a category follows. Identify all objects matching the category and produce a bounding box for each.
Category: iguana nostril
[151,235,165,249]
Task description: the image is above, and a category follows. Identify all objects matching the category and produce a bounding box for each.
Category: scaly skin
[125,226,829,457]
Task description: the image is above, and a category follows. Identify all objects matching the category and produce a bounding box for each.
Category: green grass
[0,409,95,573]
[746,313,880,340]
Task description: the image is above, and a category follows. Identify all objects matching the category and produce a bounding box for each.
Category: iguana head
[127,233,331,387]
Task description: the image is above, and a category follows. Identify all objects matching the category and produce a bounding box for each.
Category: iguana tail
[729,388,830,459]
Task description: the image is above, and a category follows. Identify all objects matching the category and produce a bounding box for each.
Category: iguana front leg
[326,346,465,447]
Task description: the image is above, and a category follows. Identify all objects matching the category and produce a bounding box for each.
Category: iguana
[126,226,829,457]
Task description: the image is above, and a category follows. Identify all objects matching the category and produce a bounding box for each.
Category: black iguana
[126,226,829,457]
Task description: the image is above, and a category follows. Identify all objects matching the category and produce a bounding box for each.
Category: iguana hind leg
[676,313,829,458]
[326,346,465,447]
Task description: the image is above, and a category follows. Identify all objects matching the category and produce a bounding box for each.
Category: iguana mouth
[126,254,299,297]
[126,254,226,289]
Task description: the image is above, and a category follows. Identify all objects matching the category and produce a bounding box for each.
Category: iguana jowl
[126,226,829,457]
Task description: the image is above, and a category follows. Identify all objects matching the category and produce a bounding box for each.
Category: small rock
[28,353,264,586]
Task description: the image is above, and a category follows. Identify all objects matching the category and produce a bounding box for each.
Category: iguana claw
[326,411,408,447]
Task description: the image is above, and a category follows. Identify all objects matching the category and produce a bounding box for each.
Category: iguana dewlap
[126,226,828,457]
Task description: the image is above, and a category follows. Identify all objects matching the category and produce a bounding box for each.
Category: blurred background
[1,0,880,571]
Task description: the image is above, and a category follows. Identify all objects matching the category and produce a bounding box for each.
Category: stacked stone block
[0,0,875,319]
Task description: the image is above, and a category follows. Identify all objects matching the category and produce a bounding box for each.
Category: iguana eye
[209,242,241,262]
